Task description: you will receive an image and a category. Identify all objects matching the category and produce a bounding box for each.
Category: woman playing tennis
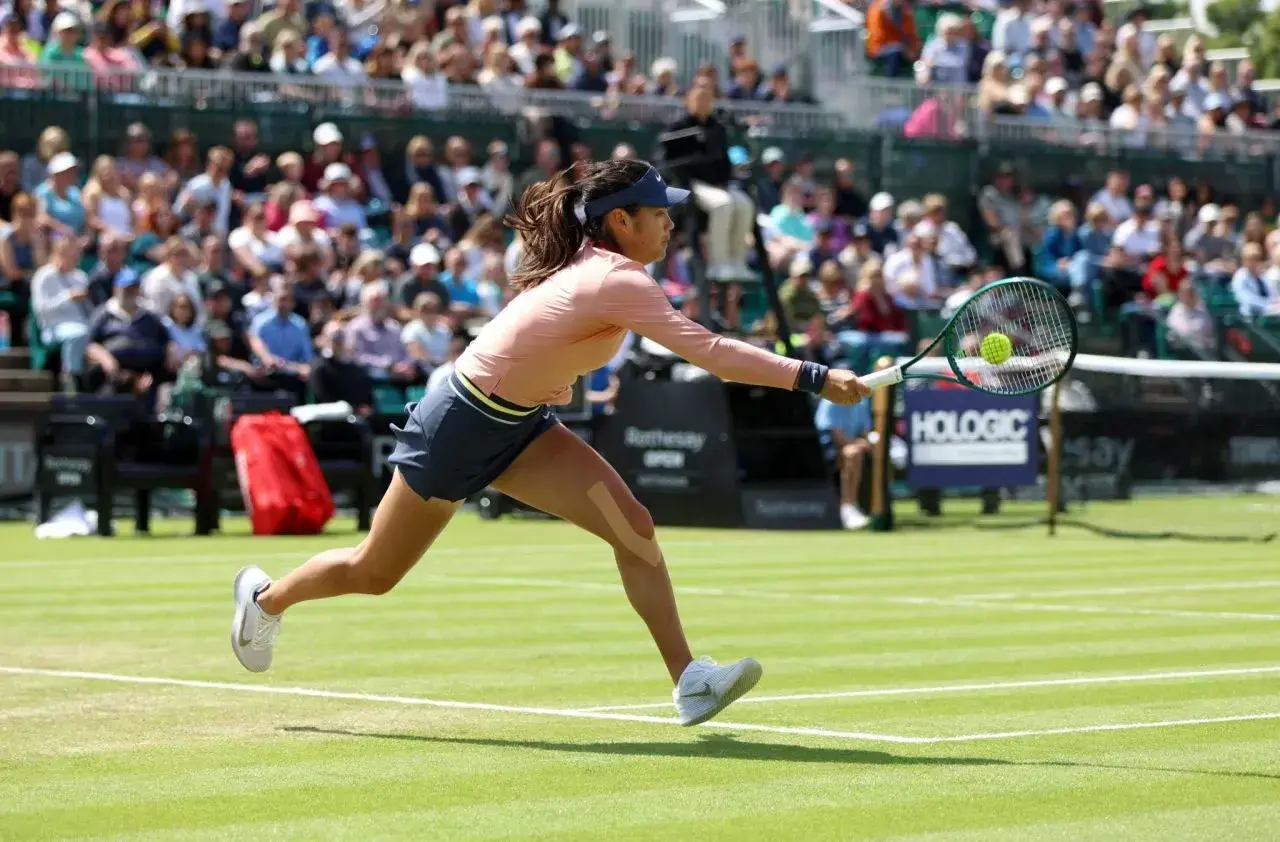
[230,159,871,726]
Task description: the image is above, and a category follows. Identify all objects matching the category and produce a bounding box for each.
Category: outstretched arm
[592,267,810,391]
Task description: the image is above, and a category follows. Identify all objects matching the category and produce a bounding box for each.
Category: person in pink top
[229,159,870,726]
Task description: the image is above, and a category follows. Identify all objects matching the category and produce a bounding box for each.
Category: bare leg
[256,471,460,615]
[491,424,694,684]
[838,441,870,506]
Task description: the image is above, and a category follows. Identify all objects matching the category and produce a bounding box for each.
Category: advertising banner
[595,379,743,527]
[906,389,1039,488]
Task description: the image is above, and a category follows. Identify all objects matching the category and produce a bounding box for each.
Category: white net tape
[897,353,1280,381]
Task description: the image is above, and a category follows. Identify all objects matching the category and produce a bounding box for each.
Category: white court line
[0,666,926,745]
[932,712,1280,743]
[959,580,1280,600]
[5,666,1274,746]
[432,575,1280,622]
[578,665,1280,711]
[893,596,1280,622]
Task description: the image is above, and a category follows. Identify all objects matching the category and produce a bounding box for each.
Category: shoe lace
[250,612,280,650]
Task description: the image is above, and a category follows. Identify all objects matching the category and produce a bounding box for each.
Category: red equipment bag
[230,412,335,535]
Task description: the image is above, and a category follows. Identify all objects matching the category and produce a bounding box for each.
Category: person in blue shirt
[814,388,873,530]
[248,285,313,403]
[1036,199,1082,291]
[439,247,482,319]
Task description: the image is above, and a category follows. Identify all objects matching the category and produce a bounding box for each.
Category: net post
[1046,379,1063,537]
[868,355,897,532]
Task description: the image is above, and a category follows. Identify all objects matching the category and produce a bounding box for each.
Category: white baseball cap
[47,151,77,175]
[322,163,353,185]
[313,122,343,147]
[869,192,895,212]
[51,11,80,31]
[410,242,441,267]
[761,147,785,165]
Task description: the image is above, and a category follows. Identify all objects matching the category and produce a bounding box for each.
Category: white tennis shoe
[673,656,763,726]
[841,503,869,530]
[231,565,281,673]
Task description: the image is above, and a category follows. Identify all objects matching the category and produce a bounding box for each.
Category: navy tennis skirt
[387,370,558,502]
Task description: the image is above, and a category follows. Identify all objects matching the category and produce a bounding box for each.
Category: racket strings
[948,280,1075,395]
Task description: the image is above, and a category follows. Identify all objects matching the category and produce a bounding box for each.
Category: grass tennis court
[4,496,1279,840]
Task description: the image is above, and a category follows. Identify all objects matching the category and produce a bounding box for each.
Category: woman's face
[171,296,195,326]
[606,206,673,266]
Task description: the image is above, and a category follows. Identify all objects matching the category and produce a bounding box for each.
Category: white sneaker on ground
[840,503,869,530]
[673,655,763,726]
[231,565,281,673]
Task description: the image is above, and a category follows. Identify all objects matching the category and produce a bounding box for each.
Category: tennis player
[230,159,870,726]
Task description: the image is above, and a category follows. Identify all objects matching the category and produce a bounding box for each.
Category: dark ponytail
[505,159,653,292]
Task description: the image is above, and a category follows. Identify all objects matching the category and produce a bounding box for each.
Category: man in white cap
[312,163,368,234]
[446,167,491,236]
[865,191,899,255]
[303,123,348,193]
[40,12,85,67]
[552,23,584,85]
[509,16,542,76]
[1044,76,1073,124]
[394,243,450,317]
[756,146,786,212]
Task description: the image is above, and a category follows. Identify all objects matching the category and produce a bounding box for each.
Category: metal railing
[2,64,849,134]
[5,64,1278,171]
[981,116,1280,164]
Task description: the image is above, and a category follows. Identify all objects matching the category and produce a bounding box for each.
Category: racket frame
[861,277,1080,396]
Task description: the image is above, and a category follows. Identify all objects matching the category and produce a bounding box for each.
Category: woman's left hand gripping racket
[861,277,1080,396]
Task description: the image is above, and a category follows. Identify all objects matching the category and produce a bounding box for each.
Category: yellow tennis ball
[980,332,1013,365]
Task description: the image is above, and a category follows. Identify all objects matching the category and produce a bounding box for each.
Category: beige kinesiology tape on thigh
[586,482,662,566]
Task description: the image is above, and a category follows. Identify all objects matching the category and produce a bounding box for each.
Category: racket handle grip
[862,366,903,390]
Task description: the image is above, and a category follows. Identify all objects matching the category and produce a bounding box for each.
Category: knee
[588,481,660,566]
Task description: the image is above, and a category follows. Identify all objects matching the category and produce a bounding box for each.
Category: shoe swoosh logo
[684,682,715,699]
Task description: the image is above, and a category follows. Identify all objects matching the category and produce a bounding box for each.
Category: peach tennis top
[454,245,803,407]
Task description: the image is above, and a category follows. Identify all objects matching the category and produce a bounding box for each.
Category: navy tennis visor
[581,166,690,220]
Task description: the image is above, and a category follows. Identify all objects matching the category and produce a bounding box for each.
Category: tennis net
[867,353,1280,542]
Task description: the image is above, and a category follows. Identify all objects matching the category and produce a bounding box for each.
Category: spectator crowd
[866,0,1278,151]
[0,0,812,106]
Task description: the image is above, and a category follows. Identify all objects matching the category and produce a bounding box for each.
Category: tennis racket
[861,277,1079,396]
